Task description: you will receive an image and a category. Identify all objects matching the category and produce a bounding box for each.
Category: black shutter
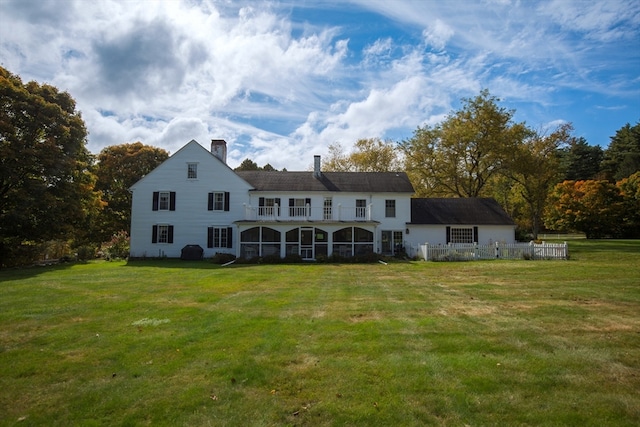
[152,192,159,211]
[446,226,451,244]
[473,226,479,244]
[227,227,233,248]
[259,197,265,206]
[224,192,230,211]
[208,193,214,211]
[169,192,176,211]
[289,198,294,207]
[207,227,213,248]
[168,225,174,243]
[305,198,311,206]
[152,225,158,243]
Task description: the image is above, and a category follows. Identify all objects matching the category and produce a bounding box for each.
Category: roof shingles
[410,198,515,225]
[235,171,415,193]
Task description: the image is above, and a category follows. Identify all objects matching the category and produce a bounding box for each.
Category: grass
[0,240,639,426]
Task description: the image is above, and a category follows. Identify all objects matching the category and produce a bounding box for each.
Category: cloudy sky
[1,0,639,170]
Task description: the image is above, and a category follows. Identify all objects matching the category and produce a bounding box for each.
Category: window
[356,199,367,218]
[240,226,280,258]
[258,197,281,216]
[289,198,310,217]
[153,191,176,211]
[187,163,198,179]
[208,192,230,211]
[385,199,396,217]
[332,227,373,257]
[208,227,233,248]
[323,197,332,220]
[447,226,478,244]
[152,225,174,243]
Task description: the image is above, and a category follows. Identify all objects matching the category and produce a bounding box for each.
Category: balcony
[243,203,373,222]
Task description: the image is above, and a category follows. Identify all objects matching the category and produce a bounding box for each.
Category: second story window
[385,199,396,218]
[153,191,176,211]
[187,163,198,179]
[208,191,230,211]
[289,198,311,217]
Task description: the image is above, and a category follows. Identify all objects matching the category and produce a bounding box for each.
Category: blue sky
[1,0,638,170]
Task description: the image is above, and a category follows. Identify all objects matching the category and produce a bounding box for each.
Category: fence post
[495,241,500,258]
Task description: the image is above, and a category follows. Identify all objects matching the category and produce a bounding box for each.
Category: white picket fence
[420,241,569,261]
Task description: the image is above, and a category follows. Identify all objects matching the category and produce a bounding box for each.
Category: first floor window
[447,226,478,244]
[208,227,233,248]
[152,225,174,243]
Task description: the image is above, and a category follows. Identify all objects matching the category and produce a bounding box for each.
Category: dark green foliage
[601,121,640,181]
[0,66,101,267]
[210,252,237,264]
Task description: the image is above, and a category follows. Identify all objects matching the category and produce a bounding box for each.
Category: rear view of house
[129,139,516,260]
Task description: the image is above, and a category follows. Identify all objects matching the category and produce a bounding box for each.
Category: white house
[129,139,516,260]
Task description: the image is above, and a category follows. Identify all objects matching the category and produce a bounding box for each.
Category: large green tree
[93,142,169,243]
[601,121,640,181]
[505,123,572,239]
[400,90,529,197]
[0,66,101,266]
[558,136,604,181]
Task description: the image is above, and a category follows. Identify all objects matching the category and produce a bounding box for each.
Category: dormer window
[187,163,198,179]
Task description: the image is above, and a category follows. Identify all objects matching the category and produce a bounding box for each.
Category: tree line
[1,67,638,266]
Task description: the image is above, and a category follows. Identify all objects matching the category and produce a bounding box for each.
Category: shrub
[101,231,130,259]
[76,245,96,261]
[211,252,236,264]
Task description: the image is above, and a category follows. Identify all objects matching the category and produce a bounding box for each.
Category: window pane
[261,227,280,242]
[354,227,373,242]
[451,228,473,243]
[333,227,352,242]
[286,228,299,242]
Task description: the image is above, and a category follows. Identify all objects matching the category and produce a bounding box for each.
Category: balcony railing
[244,203,372,221]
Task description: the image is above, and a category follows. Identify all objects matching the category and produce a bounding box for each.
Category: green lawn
[1,240,639,426]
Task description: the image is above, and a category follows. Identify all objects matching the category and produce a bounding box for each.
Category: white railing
[420,242,568,261]
[244,203,372,221]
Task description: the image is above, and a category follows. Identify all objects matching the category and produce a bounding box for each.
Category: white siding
[129,141,253,258]
[405,224,516,248]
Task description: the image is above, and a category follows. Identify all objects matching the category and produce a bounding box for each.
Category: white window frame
[450,227,474,244]
[212,191,225,211]
[187,163,198,179]
[157,225,170,243]
[385,199,396,218]
[158,191,171,211]
[212,227,228,248]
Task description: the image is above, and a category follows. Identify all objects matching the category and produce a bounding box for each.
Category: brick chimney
[313,155,321,178]
[211,139,227,164]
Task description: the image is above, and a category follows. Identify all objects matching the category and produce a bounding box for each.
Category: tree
[234,159,278,171]
[558,136,604,181]
[0,66,102,266]
[617,171,640,238]
[601,121,640,181]
[323,138,401,172]
[544,180,624,238]
[93,142,169,243]
[506,123,572,239]
[400,89,529,197]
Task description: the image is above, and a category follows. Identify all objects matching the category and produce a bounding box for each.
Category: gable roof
[410,198,515,225]
[235,171,415,193]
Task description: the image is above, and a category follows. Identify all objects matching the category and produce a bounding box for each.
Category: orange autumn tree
[544,180,624,238]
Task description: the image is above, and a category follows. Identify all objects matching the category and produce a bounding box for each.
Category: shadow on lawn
[123,259,328,269]
[568,239,640,254]
[0,260,81,281]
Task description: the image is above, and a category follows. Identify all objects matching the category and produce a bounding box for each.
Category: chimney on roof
[313,155,321,179]
[211,139,227,164]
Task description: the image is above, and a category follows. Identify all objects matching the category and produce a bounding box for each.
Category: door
[300,228,314,259]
